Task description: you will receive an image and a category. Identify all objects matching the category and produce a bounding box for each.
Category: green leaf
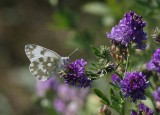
[119,91,124,100]
[82,2,110,16]
[110,101,121,113]
[94,88,110,105]
[45,106,58,115]
[109,88,115,96]
[111,95,119,102]
[100,99,110,105]
[109,82,120,90]
[91,63,99,68]
[92,46,100,56]
[49,0,58,6]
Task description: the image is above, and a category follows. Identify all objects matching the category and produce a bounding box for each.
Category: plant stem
[121,101,125,115]
[124,54,129,78]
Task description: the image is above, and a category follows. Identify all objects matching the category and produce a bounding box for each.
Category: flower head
[107,11,147,50]
[53,99,66,113]
[131,103,154,115]
[152,87,160,101]
[63,59,92,88]
[36,77,58,96]
[147,48,160,72]
[130,110,138,115]
[120,71,150,102]
[138,103,154,115]
[111,74,121,84]
[152,87,160,110]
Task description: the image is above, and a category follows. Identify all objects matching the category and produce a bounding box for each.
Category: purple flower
[147,48,160,72]
[138,103,154,115]
[111,74,121,84]
[53,99,66,113]
[107,11,147,50]
[152,87,160,101]
[54,84,89,115]
[152,87,160,110]
[36,77,58,96]
[131,103,154,115]
[130,110,138,115]
[120,71,150,102]
[63,59,92,88]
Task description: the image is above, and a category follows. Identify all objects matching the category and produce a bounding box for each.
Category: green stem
[121,101,125,115]
[124,54,129,78]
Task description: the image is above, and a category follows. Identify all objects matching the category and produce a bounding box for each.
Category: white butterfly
[25,44,76,81]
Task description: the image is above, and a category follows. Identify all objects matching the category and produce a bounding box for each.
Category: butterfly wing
[25,44,64,81]
[25,44,61,62]
[29,57,61,81]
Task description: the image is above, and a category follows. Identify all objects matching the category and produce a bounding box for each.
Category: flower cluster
[131,103,154,115]
[63,59,92,88]
[152,87,160,101]
[32,10,158,114]
[152,87,160,110]
[107,11,147,50]
[147,48,160,72]
[120,72,150,102]
[111,74,121,84]
[36,77,89,115]
[36,77,59,97]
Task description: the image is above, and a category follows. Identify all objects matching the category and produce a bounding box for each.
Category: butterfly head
[61,57,70,65]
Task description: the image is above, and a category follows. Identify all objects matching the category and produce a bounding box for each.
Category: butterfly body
[25,44,69,81]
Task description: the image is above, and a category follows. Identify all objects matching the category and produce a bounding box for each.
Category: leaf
[94,88,110,105]
[91,63,99,68]
[46,106,58,115]
[109,88,115,96]
[49,0,58,6]
[91,46,100,56]
[111,95,119,102]
[110,100,121,113]
[119,91,124,100]
[82,2,110,16]
[109,82,120,90]
[90,77,99,80]
[100,99,110,105]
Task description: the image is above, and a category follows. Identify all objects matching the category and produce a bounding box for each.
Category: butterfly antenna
[68,48,78,57]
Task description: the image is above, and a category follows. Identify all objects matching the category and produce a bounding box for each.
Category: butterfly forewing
[25,44,61,62]
[29,57,61,81]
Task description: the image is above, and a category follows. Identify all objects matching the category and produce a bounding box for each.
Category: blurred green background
[0,0,160,115]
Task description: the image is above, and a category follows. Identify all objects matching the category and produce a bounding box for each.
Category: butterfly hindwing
[25,44,61,62]
[29,57,61,81]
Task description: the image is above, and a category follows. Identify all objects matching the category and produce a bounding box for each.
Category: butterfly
[25,44,78,81]
[151,27,160,44]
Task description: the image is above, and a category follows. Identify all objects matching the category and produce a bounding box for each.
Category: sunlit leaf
[82,2,110,16]
[94,88,110,105]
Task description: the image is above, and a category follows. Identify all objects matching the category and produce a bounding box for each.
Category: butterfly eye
[61,57,69,65]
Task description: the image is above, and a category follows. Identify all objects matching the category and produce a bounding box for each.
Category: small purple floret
[138,103,154,115]
[36,77,58,96]
[120,71,150,102]
[111,74,121,84]
[131,103,154,115]
[63,59,92,88]
[130,110,138,115]
[107,11,147,50]
[152,87,160,101]
[147,48,160,72]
